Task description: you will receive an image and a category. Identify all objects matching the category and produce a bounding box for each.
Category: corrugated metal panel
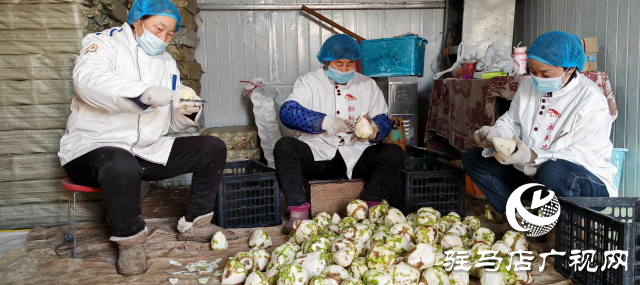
[513,0,640,197]
[195,0,445,128]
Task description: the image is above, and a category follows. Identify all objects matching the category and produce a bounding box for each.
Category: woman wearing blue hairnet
[274,34,405,234]
[463,31,617,215]
[59,0,228,275]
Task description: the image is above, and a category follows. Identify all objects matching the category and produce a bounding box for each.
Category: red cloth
[425,71,617,151]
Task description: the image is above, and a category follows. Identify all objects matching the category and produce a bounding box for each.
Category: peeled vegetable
[385,234,412,256]
[470,227,495,247]
[366,244,395,270]
[332,214,342,225]
[440,232,463,251]
[386,262,420,285]
[462,216,481,237]
[418,207,441,219]
[420,267,450,285]
[448,271,469,285]
[294,220,320,244]
[347,200,369,221]
[212,231,229,250]
[234,252,255,272]
[413,226,438,245]
[490,241,511,257]
[222,259,249,285]
[303,236,331,254]
[315,213,332,229]
[342,224,372,243]
[384,208,407,227]
[363,269,393,285]
[322,265,351,284]
[479,269,505,285]
[294,251,330,278]
[492,137,516,156]
[348,257,369,279]
[389,223,413,242]
[246,272,270,285]
[178,85,197,99]
[354,116,373,139]
[310,275,339,285]
[250,248,270,272]
[406,243,436,270]
[341,277,364,285]
[369,205,389,225]
[250,229,272,249]
[277,264,310,285]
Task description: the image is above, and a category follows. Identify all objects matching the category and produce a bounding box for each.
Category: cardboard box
[582,37,598,72]
[281,179,365,217]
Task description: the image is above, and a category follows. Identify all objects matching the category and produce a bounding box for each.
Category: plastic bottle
[513,46,527,76]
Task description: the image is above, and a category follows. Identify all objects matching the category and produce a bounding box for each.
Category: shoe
[110,227,148,276]
[177,212,237,242]
[282,202,310,235]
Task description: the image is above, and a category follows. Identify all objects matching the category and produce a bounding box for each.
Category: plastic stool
[60,178,101,258]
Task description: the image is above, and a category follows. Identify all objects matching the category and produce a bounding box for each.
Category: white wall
[195,0,445,128]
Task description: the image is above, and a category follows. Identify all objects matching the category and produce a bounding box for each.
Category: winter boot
[282,202,310,235]
[177,212,237,242]
[110,227,148,276]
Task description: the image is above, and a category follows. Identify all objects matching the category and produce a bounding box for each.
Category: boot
[110,227,148,276]
[177,212,237,242]
[282,203,310,235]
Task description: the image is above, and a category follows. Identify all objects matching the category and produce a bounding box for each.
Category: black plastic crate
[554,197,640,285]
[387,157,465,217]
[215,161,282,229]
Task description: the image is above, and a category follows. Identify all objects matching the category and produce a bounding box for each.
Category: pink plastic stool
[61,178,101,258]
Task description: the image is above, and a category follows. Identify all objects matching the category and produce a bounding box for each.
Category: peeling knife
[479,130,494,147]
[180,99,208,103]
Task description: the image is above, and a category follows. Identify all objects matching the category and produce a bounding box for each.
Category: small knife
[180,99,208,103]
[479,130,493,147]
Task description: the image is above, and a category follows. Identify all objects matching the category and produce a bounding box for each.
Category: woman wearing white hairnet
[463,31,617,214]
[59,0,227,275]
[274,34,405,234]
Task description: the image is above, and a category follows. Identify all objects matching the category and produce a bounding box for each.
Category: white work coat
[287,68,389,178]
[486,73,618,196]
[59,23,201,166]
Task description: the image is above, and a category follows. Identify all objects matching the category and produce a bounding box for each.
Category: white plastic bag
[247,79,281,168]
[475,41,515,74]
[434,41,466,79]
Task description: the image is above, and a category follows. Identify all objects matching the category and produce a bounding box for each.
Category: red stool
[61,178,101,258]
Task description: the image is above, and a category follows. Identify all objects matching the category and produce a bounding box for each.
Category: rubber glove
[473,126,501,148]
[494,136,538,174]
[177,94,203,115]
[322,116,351,135]
[357,115,379,142]
[141,86,179,108]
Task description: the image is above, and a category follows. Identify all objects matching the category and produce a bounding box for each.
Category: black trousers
[273,137,405,206]
[63,136,227,237]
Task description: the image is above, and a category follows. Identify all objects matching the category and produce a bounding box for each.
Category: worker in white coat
[463,31,617,214]
[274,34,405,234]
[59,0,227,276]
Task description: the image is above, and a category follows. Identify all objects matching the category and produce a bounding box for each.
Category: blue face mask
[326,66,355,84]
[135,21,169,56]
[531,68,571,93]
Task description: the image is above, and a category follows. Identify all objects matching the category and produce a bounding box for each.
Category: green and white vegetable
[440,232,463,251]
[341,277,365,285]
[470,227,495,247]
[314,213,333,230]
[386,262,420,285]
[303,236,331,254]
[448,271,469,285]
[246,272,270,285]
[349,257,369,279]
[249,229,272,249]
[211,231,228,250]
[294,251,330,278]
[384,208,407,227]
[389,223,413,242]
[310,275,340,285]
[277,264,309,285]
[369,205,389,225]
[347,200,369,222]
[322,265,351,284]
[294,220,320,245]
[363,269,393,285]
[406,243,436,270]
[366,244,395,270]
[419,267,450,285]
[221,259,249,285]
[234,252,255,272]
[462,216,480,237]
[413,226,438,245]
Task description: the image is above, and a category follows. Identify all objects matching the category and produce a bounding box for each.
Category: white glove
[494,135,538,168]
[473,126,501,148]
[322,116,351,135]
[141,86,180,108]
[177,94,203,115]
[357,115,379,142]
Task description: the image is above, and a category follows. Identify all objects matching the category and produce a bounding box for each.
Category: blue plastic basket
[360,36,428,77]
[611,148,628,189]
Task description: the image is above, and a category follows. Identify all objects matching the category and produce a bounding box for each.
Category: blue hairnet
[127,0,182,33]
[317,34,361,64]
[527,31,586,71]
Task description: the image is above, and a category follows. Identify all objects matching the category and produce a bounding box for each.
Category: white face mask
[135,21,169,56]
[531,68,573,93]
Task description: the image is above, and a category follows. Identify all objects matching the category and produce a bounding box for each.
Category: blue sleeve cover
[128,95,149,110]
[371,114,392,143]
[279,101,326,134]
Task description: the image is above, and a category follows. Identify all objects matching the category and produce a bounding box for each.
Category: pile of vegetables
[218,200,533,285]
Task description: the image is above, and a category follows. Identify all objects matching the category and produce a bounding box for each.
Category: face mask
[135,21,169,56]
[326,66,355,84]
[531,68,572,93]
